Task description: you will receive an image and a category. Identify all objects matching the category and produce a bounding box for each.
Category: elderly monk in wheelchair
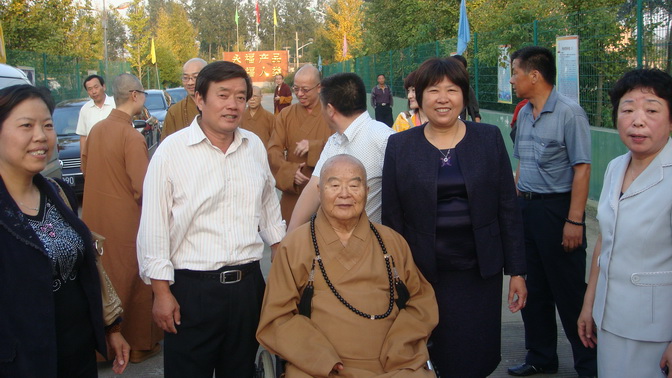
[257,154,438,377]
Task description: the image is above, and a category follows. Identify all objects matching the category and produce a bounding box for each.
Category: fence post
[533,20,538,45]
[389,50,393,94]
[636,0,643,68]
[474,33,479,100]
[435,41,440,57]
[42,53,48,87]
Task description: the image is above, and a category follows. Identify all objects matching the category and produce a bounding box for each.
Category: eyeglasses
[291,84,319,94]
[182,75,198,83]
[129,90,148,95]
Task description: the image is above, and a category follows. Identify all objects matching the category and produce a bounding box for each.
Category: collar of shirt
[87,95,116,109]
[334,111,371,146]
[186,116,249,153]
[538,87,559,116]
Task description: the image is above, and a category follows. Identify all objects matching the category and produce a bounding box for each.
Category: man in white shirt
[288,72,394,233]
[137,61,285,377]
[76,74,116,157]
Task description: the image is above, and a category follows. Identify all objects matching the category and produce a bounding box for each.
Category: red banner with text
[222,50,289,80]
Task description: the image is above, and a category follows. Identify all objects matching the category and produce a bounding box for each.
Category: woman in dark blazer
[0,85,128,377]
[382,58,527,377]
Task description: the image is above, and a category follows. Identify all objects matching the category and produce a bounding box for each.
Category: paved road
[98,95,596,377]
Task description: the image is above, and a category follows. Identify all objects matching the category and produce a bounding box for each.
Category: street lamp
[102,2,131,84]
[295,32,314,69]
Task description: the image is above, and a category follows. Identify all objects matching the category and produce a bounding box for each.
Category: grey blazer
[593,138,672,342]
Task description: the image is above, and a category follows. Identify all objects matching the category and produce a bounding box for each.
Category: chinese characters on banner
[222,50,289,81]
[497,45,512,104]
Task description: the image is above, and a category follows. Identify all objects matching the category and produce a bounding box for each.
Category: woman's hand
[107,331,130,374]
[660,342,672,377]
[577,306,597,349]
[508,276,527,313]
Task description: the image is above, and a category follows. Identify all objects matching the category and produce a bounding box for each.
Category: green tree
[106,10,128,61]
[324,0,364,62]
[125,0,151,79]
[189,0,238,57]
[155,3,198,63]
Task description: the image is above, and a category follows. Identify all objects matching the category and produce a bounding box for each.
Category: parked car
[53,99,161,194]
[145,89,171,126]
[0,63,62,180]
[165,87,187,104]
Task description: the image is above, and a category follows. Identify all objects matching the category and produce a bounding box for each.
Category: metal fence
[323,2,671,128]
[5,50,132,104]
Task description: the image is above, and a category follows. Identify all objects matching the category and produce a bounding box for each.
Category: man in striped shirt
[137,61,285,377]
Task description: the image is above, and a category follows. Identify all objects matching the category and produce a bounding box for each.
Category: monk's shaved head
[294,64,321,86]
[112,73,143,105]
[319,154,367,187]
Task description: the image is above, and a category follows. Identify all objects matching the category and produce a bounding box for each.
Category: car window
[145,93,166,110]
[167,88,187,103]
[53,106,82,135]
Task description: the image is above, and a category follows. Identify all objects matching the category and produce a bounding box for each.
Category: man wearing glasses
[162,58,207,141]
[267,64,333,224]
[82,73,163,363]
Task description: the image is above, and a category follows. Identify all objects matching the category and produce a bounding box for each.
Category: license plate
[62,176,75,186]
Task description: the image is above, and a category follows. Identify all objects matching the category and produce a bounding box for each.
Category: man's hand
[294,139,310,157]
[151,282,181,334]
[660,342,672,377]
[270,243,279,262]
[508,276,527,313]
[275,95,280,101]
[562,222,583,252]
[107,331,130,374]
[577,305,597,348]
[294,163,309,186]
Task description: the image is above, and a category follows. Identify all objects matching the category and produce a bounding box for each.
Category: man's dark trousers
[164,262,265,378]
[375,104,393,127]
[519,194,597,376]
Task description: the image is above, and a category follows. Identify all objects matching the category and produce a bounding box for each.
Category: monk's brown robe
[257,210,438,377]
[241,106,275,147]
[162,95,199,141]
[82,109,162,351]
[267,102,333,223]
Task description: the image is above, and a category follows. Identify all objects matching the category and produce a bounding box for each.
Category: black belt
[518,191,571,200]
[176,261,259,284]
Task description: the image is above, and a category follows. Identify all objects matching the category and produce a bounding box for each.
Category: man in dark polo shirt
[371,74,393,127]
[507,46,597,378]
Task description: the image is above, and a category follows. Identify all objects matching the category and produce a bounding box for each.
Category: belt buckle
[220,270,242,284]
[521,192,533,200]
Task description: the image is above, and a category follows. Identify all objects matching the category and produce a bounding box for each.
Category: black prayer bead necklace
[309,214,395,320]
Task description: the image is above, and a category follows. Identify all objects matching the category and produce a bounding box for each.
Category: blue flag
[457,0,470,55]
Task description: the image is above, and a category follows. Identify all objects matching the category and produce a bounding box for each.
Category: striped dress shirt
[137,118,286,284]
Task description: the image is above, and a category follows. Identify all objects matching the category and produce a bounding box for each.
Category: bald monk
[267,64,333,223]
[257,155,438,377]
[240,86,274,147]
[162,58,206,140]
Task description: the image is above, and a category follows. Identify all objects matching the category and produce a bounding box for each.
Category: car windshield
[167,88,187,103]
[145,93,166,110]
[53,105,82,135]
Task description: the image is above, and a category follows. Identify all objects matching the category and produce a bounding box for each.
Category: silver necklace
[18,201,39,212]
[437,123,460,167]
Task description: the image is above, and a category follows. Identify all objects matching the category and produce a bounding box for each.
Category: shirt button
[632,275,640,282]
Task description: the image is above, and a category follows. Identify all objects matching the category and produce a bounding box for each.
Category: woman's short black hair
[0,85,55,130]
[414,58,469,109]
[609,68,672,127]
[195,61,252,101]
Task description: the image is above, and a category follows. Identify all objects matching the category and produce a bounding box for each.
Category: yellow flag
[0,22,6,64]
[274,7,278,27]
[150,38,156,64]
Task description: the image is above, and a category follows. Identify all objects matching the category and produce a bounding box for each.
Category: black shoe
[508,363,558,376]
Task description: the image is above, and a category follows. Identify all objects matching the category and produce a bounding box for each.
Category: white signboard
[556,35,580,102]
[497,45,512,104]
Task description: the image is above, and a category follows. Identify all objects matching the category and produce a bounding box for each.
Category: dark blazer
[382,122,525,283]
[0,174,106,377]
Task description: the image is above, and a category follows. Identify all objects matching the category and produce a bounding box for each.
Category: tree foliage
[125,0,151,79]
[324,0,364,62]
